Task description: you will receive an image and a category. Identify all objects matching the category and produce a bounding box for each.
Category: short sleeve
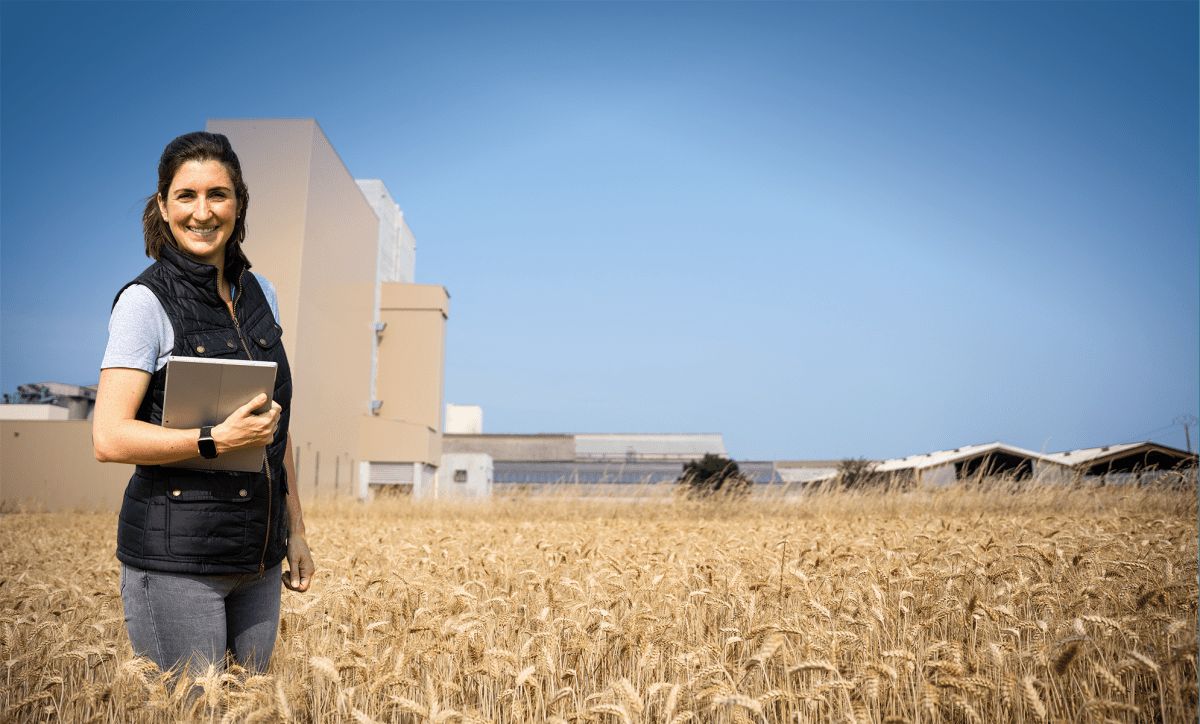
[101,285,174,373]
[253,273,281,325]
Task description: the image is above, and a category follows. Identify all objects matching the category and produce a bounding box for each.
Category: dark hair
[142,131,251,282]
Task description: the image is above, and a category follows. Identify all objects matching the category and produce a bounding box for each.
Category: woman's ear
[158,194,168,222]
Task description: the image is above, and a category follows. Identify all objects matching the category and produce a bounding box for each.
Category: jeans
[120,562,282,675]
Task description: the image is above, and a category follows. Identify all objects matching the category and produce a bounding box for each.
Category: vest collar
[158,243,230,306]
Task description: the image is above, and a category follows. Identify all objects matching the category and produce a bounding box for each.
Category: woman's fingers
[283,536,315,592]
[236,392,269,415]
[215,395,281,451]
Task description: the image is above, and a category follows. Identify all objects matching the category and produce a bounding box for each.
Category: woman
[94,131,315,676]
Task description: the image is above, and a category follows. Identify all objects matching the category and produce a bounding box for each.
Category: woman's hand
[212,393,281,454]
[281,432,313,592]
[283,534,315,592]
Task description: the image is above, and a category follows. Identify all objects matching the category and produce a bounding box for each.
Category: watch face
[199,429,218,459]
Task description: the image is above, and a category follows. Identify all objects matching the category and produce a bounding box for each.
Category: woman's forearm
[94,367,201,465]
[94,367,281,466]
[284,433,306,536]
[94,417,213,465]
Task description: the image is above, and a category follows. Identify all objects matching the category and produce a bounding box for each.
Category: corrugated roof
[574,433,726,459]
[1046,441,1198,467]
[874,442,1068,472]
[1045,442,1150,465]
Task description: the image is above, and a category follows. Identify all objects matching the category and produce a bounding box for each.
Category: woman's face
[158,159,240,267]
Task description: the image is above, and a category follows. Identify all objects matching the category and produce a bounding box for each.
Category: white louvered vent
[369,463,414,485]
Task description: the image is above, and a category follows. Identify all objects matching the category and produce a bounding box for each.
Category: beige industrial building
[2,119,448,511]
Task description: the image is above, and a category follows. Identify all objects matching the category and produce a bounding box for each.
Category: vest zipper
[227,270,272,574]
[260,462,273,574]
[227,270,253,361]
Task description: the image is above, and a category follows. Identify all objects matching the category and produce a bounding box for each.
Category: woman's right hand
[212,393,281,454]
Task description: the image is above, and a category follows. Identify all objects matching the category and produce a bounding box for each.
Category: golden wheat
[1,481,1196,722]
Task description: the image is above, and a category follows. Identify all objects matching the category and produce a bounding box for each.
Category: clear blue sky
[2,2,1196,460]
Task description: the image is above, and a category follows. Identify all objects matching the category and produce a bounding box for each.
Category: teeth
[188,227,217,235]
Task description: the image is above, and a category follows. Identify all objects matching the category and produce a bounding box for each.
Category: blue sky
[2,1,1196,460]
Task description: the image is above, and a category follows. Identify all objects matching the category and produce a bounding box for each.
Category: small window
[453,469,468,483]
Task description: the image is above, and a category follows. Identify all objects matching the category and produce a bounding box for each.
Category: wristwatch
[198,426,218,459]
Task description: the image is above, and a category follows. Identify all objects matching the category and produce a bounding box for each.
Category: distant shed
[1047,442,1197,478]
[874,442,1071,485]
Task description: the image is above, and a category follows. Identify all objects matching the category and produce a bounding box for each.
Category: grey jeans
[120,562,283,675]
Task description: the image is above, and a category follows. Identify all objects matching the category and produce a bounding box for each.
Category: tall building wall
[205,119,313,347]
[208,119,380,499]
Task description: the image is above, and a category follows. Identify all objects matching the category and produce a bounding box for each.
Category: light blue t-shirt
[101,273,280,374]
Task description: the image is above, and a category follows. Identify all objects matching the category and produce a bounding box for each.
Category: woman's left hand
[283,534,315,592]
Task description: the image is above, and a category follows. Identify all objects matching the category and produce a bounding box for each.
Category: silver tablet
[160,356,278,472]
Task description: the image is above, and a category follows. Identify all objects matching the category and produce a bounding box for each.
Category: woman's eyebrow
[173,184,233,194]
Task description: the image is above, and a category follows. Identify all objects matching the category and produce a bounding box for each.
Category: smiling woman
[156,160,241,269]
[91,131,315,679]
[141,133,253,289]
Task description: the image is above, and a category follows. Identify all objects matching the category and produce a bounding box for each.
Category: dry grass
[1,481,1196,723]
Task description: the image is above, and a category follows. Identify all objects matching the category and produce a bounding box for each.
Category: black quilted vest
[113,244,293,574]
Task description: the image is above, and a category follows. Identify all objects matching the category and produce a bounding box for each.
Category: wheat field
[1,481,1196,723]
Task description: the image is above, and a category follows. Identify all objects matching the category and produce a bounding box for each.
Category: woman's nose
[192,197,212,220]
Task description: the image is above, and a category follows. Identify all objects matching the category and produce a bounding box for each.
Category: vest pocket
[182,330,244,358]
[252,323,282,352]
[166,474,253,560]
